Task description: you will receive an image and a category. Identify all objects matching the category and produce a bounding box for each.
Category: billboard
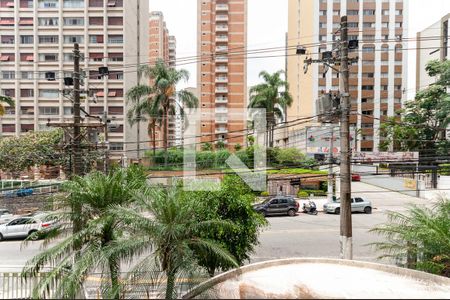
[352,152,419,163]
[305,126,356,155]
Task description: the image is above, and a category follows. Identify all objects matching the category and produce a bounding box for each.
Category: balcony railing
[215,107,228,114]
[216,118,228,124]
[216,25,229,31]
[216,35,228,42]
[215,97,228,103]
[216,4,229,11]
[215,128,228,134]
[215,87,228,93]
[215,66,228,72]
[215,77,228,83]
[215,15,229,21]
[215,56,228,63]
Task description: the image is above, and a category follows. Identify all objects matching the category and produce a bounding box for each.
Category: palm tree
[0,95,14,116]
[127,59,198,165]
[248,70,293,147]
[370,198,450,277]
[112,185,238,299]
[22,166,147,299]
[126,84,163,156]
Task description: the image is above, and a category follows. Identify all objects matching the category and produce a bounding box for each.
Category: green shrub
[196,151,216,169]
[201,143,213,151]
[439,164,450,175]
[260,191,269,197]
[297,191,309,198]
[234,143,242,151]
[215,149,231,168]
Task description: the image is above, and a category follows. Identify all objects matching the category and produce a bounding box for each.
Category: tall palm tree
[248,70,293,147]
[370,198,450,277]
[127,59,198,165]
[111,185,238,299]
[22,167,147,299]
[126,84,163,156]
[0,95,14,116]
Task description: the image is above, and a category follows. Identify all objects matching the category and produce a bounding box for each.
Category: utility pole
[72,43,83,252]
[103,112,110,174]
[136,0,141,164]
[328,125,334,202]
[339,16,353,260]
[73,43,82,177]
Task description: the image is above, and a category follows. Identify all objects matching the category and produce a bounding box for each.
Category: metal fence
[0,271,198,299]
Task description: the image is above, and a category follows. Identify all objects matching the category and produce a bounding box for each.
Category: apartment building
[416,13,449,91]
[0,0,149,160]
[287,0,408,152]
[197,0,247,149]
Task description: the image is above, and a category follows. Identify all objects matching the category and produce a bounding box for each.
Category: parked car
[253,196,299,217]
[0,215,55,241]
[0,209,14,225]
[351,174,361,182]
[323,197,372,214]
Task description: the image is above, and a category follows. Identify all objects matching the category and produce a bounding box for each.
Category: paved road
[252,181,434,263]
[0,182,434,271]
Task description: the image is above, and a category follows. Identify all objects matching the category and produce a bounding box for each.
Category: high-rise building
[0,0,149,160]
[287,0,408,152]
[168,35,176,67]
[197,0,247,149]
[416,13,449,91]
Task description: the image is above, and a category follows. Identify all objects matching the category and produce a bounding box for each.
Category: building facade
[0,0,149,160]
[197,0,247,149]
[287,0,408,152]
[416,13,449,91]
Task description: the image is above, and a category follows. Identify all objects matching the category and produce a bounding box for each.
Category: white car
[0,216,55,241]
[323,197,372,214]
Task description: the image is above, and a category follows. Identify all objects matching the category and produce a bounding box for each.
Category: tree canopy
[380,60,450,156]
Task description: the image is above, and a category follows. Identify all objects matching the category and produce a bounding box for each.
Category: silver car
[323,197,372,214]
[0,215,55,241]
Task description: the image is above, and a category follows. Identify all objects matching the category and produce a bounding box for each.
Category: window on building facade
[20,89,34,97]
[39,53,58,62]
[89,0,103,7]
[38,0,58,8]
[39,35,59,44]
[38,17,58,26]
[20,35,33,44]
[2,71,15,79]
[63,0,84,8]
[89,17,103,25]
[89,35,104,43]
[1,35,14,44]
[63,17,84,26]
[39,89,59,98]
[108,35,123,44]
[64,35,84,44]
[39,107,59,115]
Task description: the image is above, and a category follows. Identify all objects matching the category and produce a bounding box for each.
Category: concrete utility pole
[328,125,334,202]
[103,112,110,174]
[136,0,141,163]
[339,16,353,260]
[73,43,82,177]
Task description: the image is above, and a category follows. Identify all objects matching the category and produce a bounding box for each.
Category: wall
[361,174,418,197]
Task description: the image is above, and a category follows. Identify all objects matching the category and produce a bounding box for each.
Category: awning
[0,20,14,25]
[108,91,117,97]
[26,55,34,61]
[96,91,105,97]
[89,53,104,59]
[0,55,10,61]
[19,19,33,25]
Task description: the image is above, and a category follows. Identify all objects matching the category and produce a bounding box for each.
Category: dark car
[253,196,299,217]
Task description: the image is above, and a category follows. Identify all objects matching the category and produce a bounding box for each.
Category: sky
[149,0,450,97]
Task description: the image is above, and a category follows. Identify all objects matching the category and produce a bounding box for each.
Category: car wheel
[28,230,39,241]
[335,208,340,215]
[287,209,296,217]
[364,206,372,214]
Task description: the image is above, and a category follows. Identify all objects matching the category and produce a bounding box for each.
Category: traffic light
[322,51,333,61]
[348,39,359,50]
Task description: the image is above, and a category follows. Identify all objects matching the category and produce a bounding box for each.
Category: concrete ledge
[183,258,450,299]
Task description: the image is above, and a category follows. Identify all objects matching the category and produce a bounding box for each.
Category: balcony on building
[216,45,228,53]
[215,65,228,73]
[215,55,228,63]
[215,86,228,93]
[215,96,228,103]
[215,14,229,22]
[215,76,228,83]
[216,24,229,32]
[216,117,228,124]
[215,107,228,114]
[215,127,228,134]
[216,4,229,11]
[216,35,228,42]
